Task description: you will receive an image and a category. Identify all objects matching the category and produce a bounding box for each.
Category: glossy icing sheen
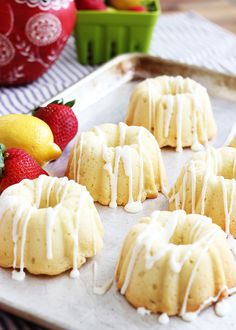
[117,210,236,321]
[93,261,113,296]
[0,175,100,280]
[71,123,166,213]
[126,76,216,152]
[169,147,236,237]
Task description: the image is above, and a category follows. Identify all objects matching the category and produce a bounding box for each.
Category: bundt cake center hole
[36,199,59,209]
[169,236,190,245]
[35,192,60,209]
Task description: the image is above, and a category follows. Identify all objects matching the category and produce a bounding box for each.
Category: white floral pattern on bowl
[14,0,74,11]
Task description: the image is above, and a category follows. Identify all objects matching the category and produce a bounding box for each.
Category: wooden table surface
[161,0,236,34]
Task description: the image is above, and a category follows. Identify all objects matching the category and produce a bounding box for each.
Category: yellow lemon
[0,114,62,165]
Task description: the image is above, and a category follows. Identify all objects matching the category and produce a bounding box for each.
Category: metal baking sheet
[1,54,236,330]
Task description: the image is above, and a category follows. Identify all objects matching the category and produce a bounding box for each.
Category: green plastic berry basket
[74,0,161,65]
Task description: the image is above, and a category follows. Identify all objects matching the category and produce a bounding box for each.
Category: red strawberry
[75,0,106,10]
[34,100,78,151]
[0,144,48,193]
[129,6,147,12]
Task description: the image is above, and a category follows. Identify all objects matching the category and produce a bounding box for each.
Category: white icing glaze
[227,235,236,257]
[35,175,45,208]
[148,132,167,195]
[120,210,160,294]
[137,307,151,316]
[119,122,126,146]
[0,196,18,218]
[75,133,84,182]
[12,205,27,269]
[158,313,170,325]
[70,189,87,279]
[74,124,165,212]
[60,178,71,203]
[147,80,155,131]
[181,312,198,322]
[189,216,207,242]
[1,176,98,281]
[228,286,236,295]
[99,123,146,213]
[183,285,230,321]
[121,210,186,294]
[146,76,210,152]
[190,161,196,213]
[46,207,56,260]
[220,177,236,236]
[164,95,174,138]
[191,94,205,152]
[215,299,231,317]
[170,148,236,237]
[108,146,121,209]
[181,172,188,210]
[176,94,183,152]
[73,135,80,181]
[46,176,57,207]
[93,261,113,295]
[180,229,219,318]
[137,128,144,204]
[208,146,218,174]
[119,210,234,321]
[55,177,68,202]
[12,208,34,281]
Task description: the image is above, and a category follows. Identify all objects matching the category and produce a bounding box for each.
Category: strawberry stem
[0,144,6,178]
[50,99,64,105]
[32,99,76,116]
[65,100,75,108]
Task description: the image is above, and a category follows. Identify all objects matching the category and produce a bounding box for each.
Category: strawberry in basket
[75,0,106,10]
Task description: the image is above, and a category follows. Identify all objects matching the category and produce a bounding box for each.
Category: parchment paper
[0,78,236,330]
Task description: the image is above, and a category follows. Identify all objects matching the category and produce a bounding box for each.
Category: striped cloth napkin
[0,11,236,330]
[1,12,236,116]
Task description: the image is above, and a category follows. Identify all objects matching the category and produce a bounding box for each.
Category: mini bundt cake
[125,76,217,152]
[169,147,236,237]
[0,175,104,280]
[116,210,236,320]
[66,123,167,213]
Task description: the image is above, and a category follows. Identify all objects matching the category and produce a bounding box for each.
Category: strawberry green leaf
[65,100,76,108]
[50,99,64,105]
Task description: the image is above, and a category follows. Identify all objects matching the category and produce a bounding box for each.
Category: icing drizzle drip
[146,76,209,152]
[0,176,99,281]
[169,147,236,236]
[158,313,169,325]
[12,208,34,281]
[119,210,234,321]
[137,307,151,316]
[105,123,144,213]
[74,123,165,213]
[70,189,88,279]
[93,261,113,295]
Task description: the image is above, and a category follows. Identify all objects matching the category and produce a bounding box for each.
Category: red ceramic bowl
[0,0,76,85]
